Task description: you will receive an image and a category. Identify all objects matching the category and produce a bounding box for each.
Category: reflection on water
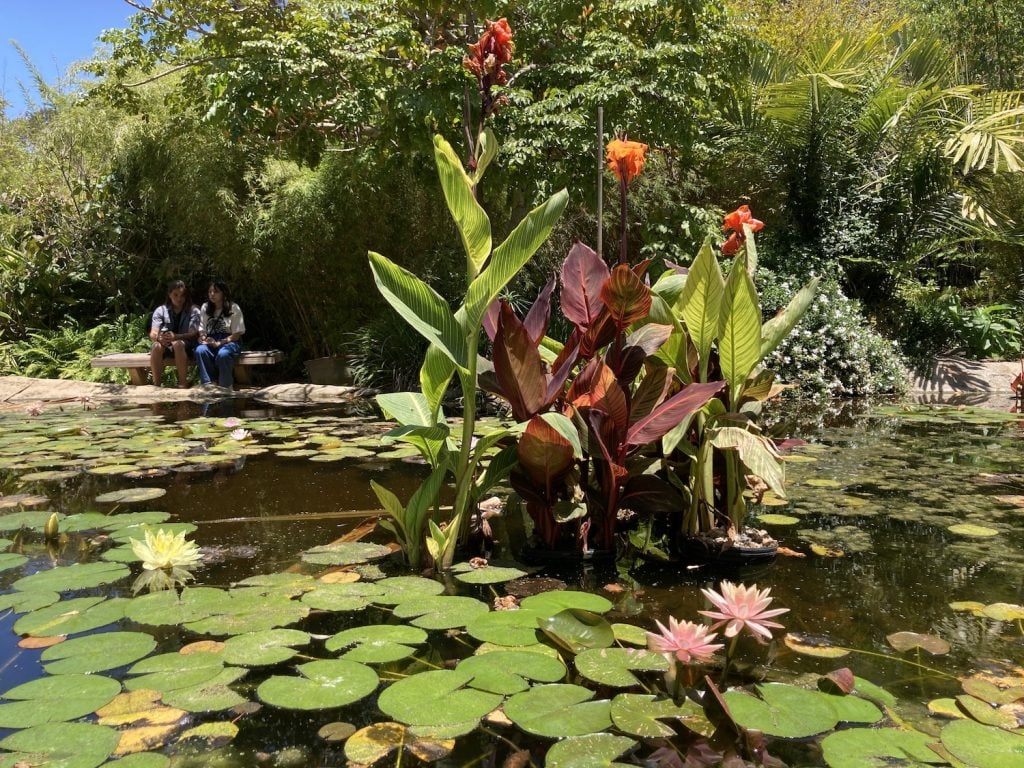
[0,397,1022,758]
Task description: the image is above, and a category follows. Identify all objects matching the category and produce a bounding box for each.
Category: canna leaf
[678,240,723,379]
[718,253,762,404]
[761,277,819,359]
[561,242,610,328]
[626,380,726,448]
[518,416,576,489]
[710,426,786,497]
[470,127,499,184]
[433,135,491,276]
[420,345,456,422]
[492,302,549,421]
[600,265,651,329]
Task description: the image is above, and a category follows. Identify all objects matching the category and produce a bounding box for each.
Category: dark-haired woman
[149,280,200,388]
[196,280,246,388]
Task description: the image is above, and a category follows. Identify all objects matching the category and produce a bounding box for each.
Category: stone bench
[90,351,285,386]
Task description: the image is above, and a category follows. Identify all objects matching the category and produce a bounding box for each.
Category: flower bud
[44,512,59,541]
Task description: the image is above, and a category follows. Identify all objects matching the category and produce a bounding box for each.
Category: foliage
[937,294,1022,360]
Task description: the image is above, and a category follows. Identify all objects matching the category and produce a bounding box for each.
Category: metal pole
[596,105,604,260]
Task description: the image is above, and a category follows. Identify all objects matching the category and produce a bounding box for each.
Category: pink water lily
[647,616,723,663]
[699,581,789,643]
[222,417,241,428]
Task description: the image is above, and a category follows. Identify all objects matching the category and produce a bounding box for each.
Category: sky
[1,0,134,118]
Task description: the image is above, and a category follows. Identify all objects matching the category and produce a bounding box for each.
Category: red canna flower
[463,18,514,84]
[721,232,742,256]
[606,139,649,183]
[720,204,764,256]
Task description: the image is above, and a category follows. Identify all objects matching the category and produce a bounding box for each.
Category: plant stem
[441,332,480,570]
[618,176,628,265]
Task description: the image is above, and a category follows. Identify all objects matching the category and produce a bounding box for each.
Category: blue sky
[1,0,134,118]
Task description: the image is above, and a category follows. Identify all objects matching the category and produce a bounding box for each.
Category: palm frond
[944,91,1024,174]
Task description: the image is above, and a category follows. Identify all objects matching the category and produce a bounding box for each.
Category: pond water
[0,397,1021,766]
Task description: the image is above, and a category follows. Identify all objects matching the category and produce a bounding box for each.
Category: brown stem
[618,176,628,266]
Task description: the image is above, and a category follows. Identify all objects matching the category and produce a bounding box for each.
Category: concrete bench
[90,350,285,386]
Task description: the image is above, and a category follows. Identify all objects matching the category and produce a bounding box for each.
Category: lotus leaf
[545,734,637,768]
[0,509,53,531]
[574,648,669,687]
[821,727,945,767]
[451,563,528,584]
[466,609,544,646]
[520,591,613,615]
[14,596,128,636]
[325,624,427,663]
[457,649,567,694]
[372,575,446,605]
[611,623,648,646]
[0,552,27,572]
[13,561,130,592]
[300,542,393,566]
[377,669,502,735]
[161,667,249,712]
[982,602,1024,621]
[301,582,386,611]
[610,693,712,738]
[886,631,950,655]
[783,633,851,658]
[539,609,616,654]
[504,684,612,738]
[392,595,490,629]
[222,629,311,666]
[257,659,379,710]
[179,721,239,745]
[0,722,120,768]
[94,488,166,504]
[0,672,121,729]
[41,630,156,675]
[233,573,317,597]
[723,684,839,738]
[344,722,455,765]
[0,589,58,613]
[126,651,226,693]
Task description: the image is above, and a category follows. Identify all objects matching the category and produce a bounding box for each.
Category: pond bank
[0,375,365,411]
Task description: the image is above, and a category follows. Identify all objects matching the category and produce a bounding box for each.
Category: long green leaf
[709,427,786,498]
[369,252,467,370]
[433,135,491,277]
[718,254,761,405]
[471,127,499,184]
[376,392,434,427]
[462,190,568,332]
[371,481,408,544]
[420,344,456,421]
[761,277,819,359]
[678,240,723,380]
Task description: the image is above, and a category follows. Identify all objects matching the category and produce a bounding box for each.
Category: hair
[164,279,190,310]
[203,279,234,317]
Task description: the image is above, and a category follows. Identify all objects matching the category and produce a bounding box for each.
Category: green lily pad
[325,625,427,663]
[222,629,311,666]
[0,673,121,728]
[821,727,946,767]
[108,753,171,768]
[19,469,81,483]
[233,573,317,597]
[757,514,800,526]
[0,552,27,572]
[723,684,839,738]
[982,602,1024,621]
[0,509,54,531]
[610,693,712,738]
[94,487,166,504]
[110,521,197,543]
[940,717,1024,767]
[301,582,386,612]
[62,511,171,533]
[520,591,613,616]
[825,692,884,724]
[392,595,490,630]
[0,589,59,613]
[504,684,612,738]
[14,596,128,637]
[372,575,446,605]
[851,677,897,708]
[451,563,528,584]
[466,609,544,646]
[185,591,309,636]
[300,541,393,566]
[804,478,843,488]
[126,651,226,693]
[0,494,49,510]
[611,623,649,646]
[87,463,142,476]
[575,648,669,687]
[161,667,249,712]
[257,659,379,710]
[545,734,636,768]
[309,447,375,461]
[377,669,501,736]
[539,609,616,654]
[955,694,1020,729]
[13,562,130,592]
[948,523,999,537]
[41,630,157,675]
[0,722,120,768]
[343,722,454,765]
[179,721,239,744]
[886,631,950,655]
[457,650,567,695]
[125,587,232,626]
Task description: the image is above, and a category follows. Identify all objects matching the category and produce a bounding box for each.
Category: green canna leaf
[678,239,723,381]
[761,277,819,359]
[433,135,491,277]
[718,253,762,404]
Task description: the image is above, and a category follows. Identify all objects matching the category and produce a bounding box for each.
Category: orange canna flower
[723,205,764,234]
[606,139,649,183]
[463,18,514,84]
[721,232,742,256]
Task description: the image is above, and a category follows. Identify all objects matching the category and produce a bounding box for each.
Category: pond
[0,397,1021,767]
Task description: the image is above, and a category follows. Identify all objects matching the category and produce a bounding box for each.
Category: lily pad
[13,561,130,592]
[233,573,317,597]
[451,563,528,584]
[545,734,636,768]
[372,575,446,605]
[520,591,613,616]
[948,523,999,538]
[94,488,167,504]
[610,693,712,738]
[179,721,239,745]
[0,509,54,531]
[14,596,128,637]
[539,609,616,654]
[886,631,950,655]
[0,552,27,572]
[41,630,157,675]
[575,647,669,687]
[161,667,249,712]
[504,684,611,738]
[222,629,311,666]
[300,542,393,566]
[301,582,386,612]
[457,650,567,695]
[757,514,800,526]
[325,625,427,663]
[392,595,490,630]
[0,589,59,613]
[0,673,122,728]
[611,623,649,646]
[126,651,226,693]
[821,727,945,768]
[0,493,49,509]
[783,633,851,658]
[982,603,1024,621]
[257,659,379,710]
[940,717,1024,767]
[466,609,544,646]
[0,722,120,768]
[723,684,839,738]
[377,669,502,736]
[344,722,455,765]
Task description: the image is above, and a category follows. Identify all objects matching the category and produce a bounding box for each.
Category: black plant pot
[676,534,779,569]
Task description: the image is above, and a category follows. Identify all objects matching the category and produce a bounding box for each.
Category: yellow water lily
[130,529,203,571]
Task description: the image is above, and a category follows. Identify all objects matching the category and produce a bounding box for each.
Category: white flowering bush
[757,271,907,397]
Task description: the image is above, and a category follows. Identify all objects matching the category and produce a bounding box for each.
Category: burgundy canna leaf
[625,379,726,447]
[517,416,576,490]
[492,302,547,421]
[625,323,673,357]
[601,264,652,328]
[523,277,555,345]
[561,242,609,328]
[568,359,629,433]
[629,366,674,426]
[483,298,501,342]
[545,337,580,405]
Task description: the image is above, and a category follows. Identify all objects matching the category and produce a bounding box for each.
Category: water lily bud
[44,512,59,541]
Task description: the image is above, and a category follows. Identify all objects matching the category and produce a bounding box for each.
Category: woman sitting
[148,280,200,388]
[196,279,246,389]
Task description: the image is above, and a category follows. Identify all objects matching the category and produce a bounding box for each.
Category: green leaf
[126,651,225,693]
[457,650,567,695]
[420,345,456,421]
[545,734,636,768]
[521,591,613,616]
[258,659,379,710]
[575,648,669,687]
[392,595,490,630]
[14,596,128,637]
[369,251,467,370]
[373,575,445,605]
[13,562,130,592]
[0,589,58,613]
[940,718,1024,767]
[678,239,723,378]
[710,427,786,497]
[161,667,249,712]
[451,563,528,585]
[344,722,454,765]
[462,189,568,332]
[504,684,612,737]
[466,609,544,646]
[723,684,839,738]
[718,253,762,403]
[471,127,499,184]
[300,542,393,566]
[94,487,166,504]
[433,134,491,276]
[222,629,310,666]
[761,277,819,359]
[301,582,386,612]
[377,669,502,731]
[822,727,947,768]
[0,722,119,768]
[375,392,435,427]
[610,693,712,738]
[41,631,156,675]
[0,674,122,728]
[325,624,427,663]
[539,610,616,654]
